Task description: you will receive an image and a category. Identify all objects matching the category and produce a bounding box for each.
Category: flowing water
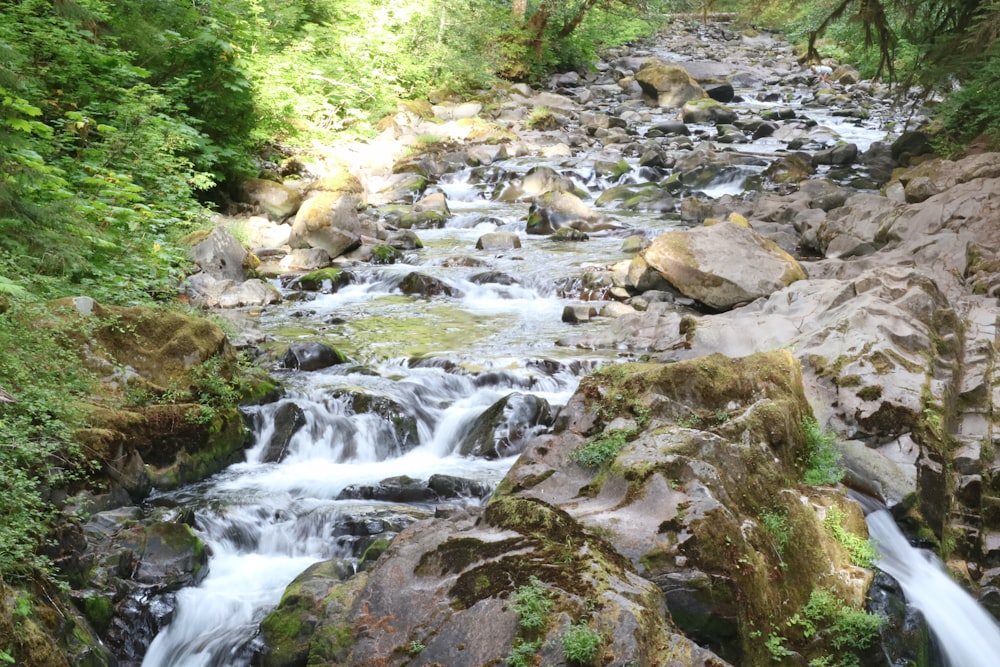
[867,510,1000,666]
[139,50,908,666]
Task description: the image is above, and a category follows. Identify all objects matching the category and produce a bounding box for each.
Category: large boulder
[640,222,806,310]
[190,226,249,282]
[52,298,263,496]
[289,192,363,258]
[500,352,875,665]
[236,177,303,221]
[634,60,707,107]
[458,392,554,459]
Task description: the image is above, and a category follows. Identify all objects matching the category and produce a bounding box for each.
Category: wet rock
[813,142,859,166]
[475,231,521,250]
[495,165,583,202]
[562,304,598,322]
[261,401,307,463]
[596,183,676,212]
[290,267,353,292]
[549,227,589,242]
[705,82,735,103]
[458,392,554,459]
[469,271,519,286]
[762,153,816,184]
[281,342,349,371]
[385,228,423,250]
[331,390,420,452]
[526,190,615,235]
[398,271,464,297]
[681,98,738,124]
[641,222,806,310]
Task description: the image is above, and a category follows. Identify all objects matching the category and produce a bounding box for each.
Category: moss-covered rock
[501,351,875,665]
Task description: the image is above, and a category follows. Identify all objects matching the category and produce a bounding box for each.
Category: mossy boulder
[49,298,257,498]
[501,352,875,665]
[236,177,303,221]
[526,191,616,235]
[634,60,707,108]
[0,578,114,667]
[289,191,363,258]
[291,267,353,292]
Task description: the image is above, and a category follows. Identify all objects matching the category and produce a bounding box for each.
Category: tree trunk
[512,0,527,20]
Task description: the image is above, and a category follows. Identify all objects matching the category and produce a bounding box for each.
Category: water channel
[137,41,926,666]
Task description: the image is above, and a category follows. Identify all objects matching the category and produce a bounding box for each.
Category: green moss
[358,538,391,569]
[296,268,351,292]
[370,245,403,265]
[855,385,883,401]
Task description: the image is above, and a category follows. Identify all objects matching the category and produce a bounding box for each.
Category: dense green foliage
[0,300,95,581]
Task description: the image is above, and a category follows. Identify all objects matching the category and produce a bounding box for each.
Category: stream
[132,22,975,667]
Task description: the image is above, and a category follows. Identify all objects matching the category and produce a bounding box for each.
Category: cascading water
[867,509,1000,666]
[135,45,901,665]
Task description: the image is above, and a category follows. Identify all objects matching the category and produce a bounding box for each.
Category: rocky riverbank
[8,15,1000,667]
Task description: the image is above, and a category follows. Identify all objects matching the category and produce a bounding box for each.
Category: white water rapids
[133,51,981,666]
[867,509,1000,666]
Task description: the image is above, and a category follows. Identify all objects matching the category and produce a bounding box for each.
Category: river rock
[331,390,420,453]
[190,225,249,282]
[476,231,521,250]
[289,191,362,258]
[526,191,615,235]
[634,59,707,107]
[290,267,353,292]
[281,342,348,371]
[495,165,583,202]
[458,392,554,459]
[260,401,307,463]
[398,271,463,297]
[640,222,806,310]
[236,177,303,221]
[681,98,738,124]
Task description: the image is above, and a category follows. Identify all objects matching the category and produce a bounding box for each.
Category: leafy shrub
[0,299,95,581]
[760,507,792,557]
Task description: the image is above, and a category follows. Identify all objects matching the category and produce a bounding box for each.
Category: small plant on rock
[511,576,553,631]
[561,621,602,664]
[801,416,845,485]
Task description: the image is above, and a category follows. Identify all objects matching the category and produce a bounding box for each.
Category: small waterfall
[867,509,1000,666]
